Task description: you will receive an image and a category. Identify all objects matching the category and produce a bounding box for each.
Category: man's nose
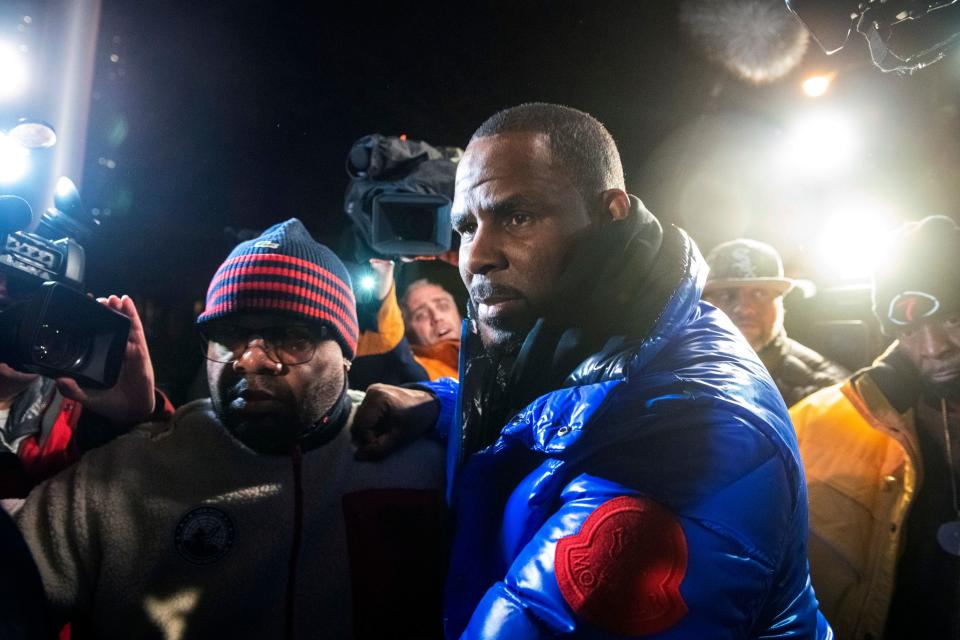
[232,338,282,374]
[732,292,755,316]
[462,223,506,277]
[917,324,955,359]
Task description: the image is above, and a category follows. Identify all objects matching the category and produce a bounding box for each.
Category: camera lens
[31,323,90,370]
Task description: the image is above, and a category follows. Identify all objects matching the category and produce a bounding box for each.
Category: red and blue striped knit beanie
[197,218,358,359]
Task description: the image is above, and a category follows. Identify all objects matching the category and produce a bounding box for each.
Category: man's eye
[506,213,532,228]
[945,316,960,327]
[277,334,316,357]
[706,291,733,307]
[900,327,918,340]
[212,326,245,345]
[274,328,312,344]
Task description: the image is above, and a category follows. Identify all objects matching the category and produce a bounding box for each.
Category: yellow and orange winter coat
[790,367,921,640]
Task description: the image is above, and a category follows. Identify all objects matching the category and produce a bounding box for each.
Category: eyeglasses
[199,323,328,365]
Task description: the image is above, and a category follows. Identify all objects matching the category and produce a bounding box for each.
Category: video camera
[343,134,461,259]
[0,190,129,389]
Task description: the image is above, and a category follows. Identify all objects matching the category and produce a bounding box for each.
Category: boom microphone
[680,0,810,84]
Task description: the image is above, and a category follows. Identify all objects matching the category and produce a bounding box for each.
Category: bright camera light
[0,42,28,101]
[359,275,377,291]
[55,176,75,198]
[780,111,857,177]
[0,132,30,184]
[816,199,896,282]
[802,74,832,97]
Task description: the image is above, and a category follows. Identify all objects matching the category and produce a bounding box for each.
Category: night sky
[84,0,689,296]
[8,0,960,397]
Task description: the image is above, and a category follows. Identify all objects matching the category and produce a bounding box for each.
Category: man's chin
[478,321,527,359]
[738,327,775,352]
[923,375,960,401]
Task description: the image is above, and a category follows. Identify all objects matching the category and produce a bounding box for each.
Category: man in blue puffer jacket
[352,103,831,639]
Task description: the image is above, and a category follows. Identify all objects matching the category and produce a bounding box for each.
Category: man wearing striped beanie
[197,217,361,453]
[16,218,446,638]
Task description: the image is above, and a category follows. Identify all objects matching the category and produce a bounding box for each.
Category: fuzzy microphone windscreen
[680,0,810,84]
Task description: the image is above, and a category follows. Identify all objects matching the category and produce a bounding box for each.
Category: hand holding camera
[0,193,132,390]
[53,294,155,425]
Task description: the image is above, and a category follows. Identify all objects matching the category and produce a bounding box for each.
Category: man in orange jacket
[792,215,960,639]
[353,259,460,387]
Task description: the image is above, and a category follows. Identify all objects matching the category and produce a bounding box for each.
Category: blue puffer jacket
[424,214,831,639]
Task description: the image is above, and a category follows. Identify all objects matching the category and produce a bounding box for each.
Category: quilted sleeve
[417,376,459,442]
[461,469,829,639]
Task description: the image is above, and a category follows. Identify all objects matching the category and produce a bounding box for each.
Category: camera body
[0,195,129,389]
[344,134,460,260]
[1,231,84,291]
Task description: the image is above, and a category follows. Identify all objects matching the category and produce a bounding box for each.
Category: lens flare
[0,132,30,184]
[816,199,897,282]
[0,42,28,101]
[780,111,856,177]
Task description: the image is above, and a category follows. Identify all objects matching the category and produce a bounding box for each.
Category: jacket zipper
[285,445,304,640]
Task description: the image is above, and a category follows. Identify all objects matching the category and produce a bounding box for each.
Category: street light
[801,74,834,97]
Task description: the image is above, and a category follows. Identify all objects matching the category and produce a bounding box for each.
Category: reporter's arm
[351,383,447,461]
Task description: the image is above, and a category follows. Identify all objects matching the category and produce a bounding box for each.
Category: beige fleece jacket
[16,396,445,639]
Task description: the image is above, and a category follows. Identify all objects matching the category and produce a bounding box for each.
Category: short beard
[481,329,525,360]
[475,312,530,361]
[211,368,344,455]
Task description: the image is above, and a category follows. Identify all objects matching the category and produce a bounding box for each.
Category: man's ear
[599,189,630,222]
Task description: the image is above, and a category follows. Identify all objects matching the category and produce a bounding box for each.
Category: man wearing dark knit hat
[16,219,445,639]
[792,215,960,639]
[703,238,848,407]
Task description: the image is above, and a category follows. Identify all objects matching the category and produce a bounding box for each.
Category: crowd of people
[1,102,958,640]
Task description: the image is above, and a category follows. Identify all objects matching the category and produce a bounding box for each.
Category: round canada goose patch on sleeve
[555,496,688,635]
[175,506,235,565]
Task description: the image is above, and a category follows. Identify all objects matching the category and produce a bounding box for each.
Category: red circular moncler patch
[555,495,688,636]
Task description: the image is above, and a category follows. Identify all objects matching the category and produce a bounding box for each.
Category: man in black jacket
[703,238,848,407]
